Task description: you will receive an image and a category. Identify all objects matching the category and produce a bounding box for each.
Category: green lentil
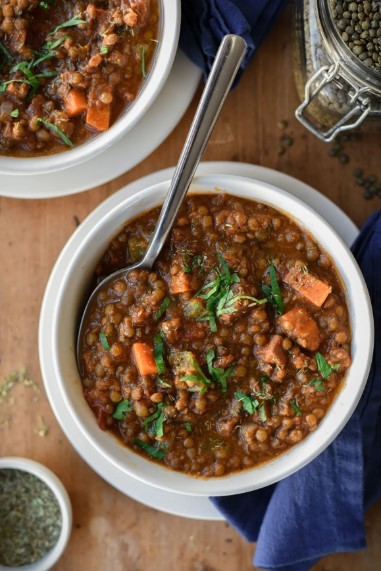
[331,0,381,73]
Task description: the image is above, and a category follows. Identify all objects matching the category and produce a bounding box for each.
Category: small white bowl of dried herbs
[0,457,72,571]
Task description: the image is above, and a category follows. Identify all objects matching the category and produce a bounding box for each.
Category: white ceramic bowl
[0,457,72,571]
[0,0,180,176]
[39,174,374,496]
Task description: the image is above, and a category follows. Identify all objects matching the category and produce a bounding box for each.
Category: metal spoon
[77,34,247,370]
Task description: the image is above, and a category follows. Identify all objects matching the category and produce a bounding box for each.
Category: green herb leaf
[216,292,267,316]
[235,391,259,414]
[196,254,241,332]
[184,254,203,274]
[99,332,110,351]
[154,296,171,321]
[49,16,86,36]
[315,353,339,379]
[10,109,19,118]
[112,399,131,419]
[134,438,164,459]
[153,333,166,374]
[100,45,108,55]
[290,400,302,416]
[31,36,70,67]
[141,45,146,77]
[309,378,325,392]
[261,264,284,315]
[258,404,267,422]
[157,377,171,388]
[36,118,74,147]
[184,422,192,433]
[144,403,165,437]
[206,348,234,393]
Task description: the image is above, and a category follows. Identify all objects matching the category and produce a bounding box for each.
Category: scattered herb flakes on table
[0,368,49,435]
[0,469,62,567]
[0,367,39,404]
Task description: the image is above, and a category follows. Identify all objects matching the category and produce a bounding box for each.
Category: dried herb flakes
[0,367,39,405]
[0,469,62,567]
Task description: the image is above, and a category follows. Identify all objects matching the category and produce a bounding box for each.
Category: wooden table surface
[1,8,380,571]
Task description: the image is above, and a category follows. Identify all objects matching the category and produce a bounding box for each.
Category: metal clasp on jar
[295,62,371,142]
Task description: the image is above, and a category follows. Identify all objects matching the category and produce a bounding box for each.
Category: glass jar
[293,0,381,141]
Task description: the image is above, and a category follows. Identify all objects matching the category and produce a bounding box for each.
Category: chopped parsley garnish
[36,118,74,147]
[5,63,40,100]
[154,297,171,321]
[39,0,55,9]
[112,400,131,419]
[99,332,110,351]
[256,377,273,400]
[49,16,86,36]
[261,264,284,315]
[216,292,266,317]
[134,438,164,460]
[100,45,108,55]
[153,333,166,375]
[10,109,19,118]
[258,404,267,422]
[315,353,340,379]
[141,45,146,77]
[184,254,203,274]
[290,400,302,416]
[206,348,234,393]
[157,377,171,388]
[309,378,325,392]
[184,422,192,433]
[31,36,70,68]
[235,391,259,415]
[181,357,211,393]
[197,254,265,332]
[144,402,165,437]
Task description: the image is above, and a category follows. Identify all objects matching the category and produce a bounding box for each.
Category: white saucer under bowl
[39,162,359,520]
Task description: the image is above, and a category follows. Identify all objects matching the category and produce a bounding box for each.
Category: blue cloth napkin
[180,0,286,79]
[211,211,381,570]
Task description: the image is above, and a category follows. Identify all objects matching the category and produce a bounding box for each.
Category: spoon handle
[141,34,247,268]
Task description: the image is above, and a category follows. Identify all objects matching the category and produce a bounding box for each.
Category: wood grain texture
[0,8,380,571]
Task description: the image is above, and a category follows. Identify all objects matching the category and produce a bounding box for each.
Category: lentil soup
[0,0,159,156]
[79,192,351,478]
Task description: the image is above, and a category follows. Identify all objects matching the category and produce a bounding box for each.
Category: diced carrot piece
[132,343,158,376]
[258,335,287,366]
[86,104,111,132]
[170,271,193,294]
[284,266,332,307]
[65,89,87,118]
[278,308,321,352]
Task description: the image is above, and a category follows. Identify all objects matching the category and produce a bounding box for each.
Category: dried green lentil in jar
[330,0,381,73]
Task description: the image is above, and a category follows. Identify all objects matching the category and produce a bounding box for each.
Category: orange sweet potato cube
[284,266,332,307]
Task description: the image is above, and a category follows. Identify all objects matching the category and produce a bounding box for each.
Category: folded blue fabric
[211,211,381,570]
[180,0,286,79]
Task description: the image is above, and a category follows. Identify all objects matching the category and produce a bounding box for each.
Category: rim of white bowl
[0,0,180,176]
[40,174,374,496]
[0,457,72,571]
